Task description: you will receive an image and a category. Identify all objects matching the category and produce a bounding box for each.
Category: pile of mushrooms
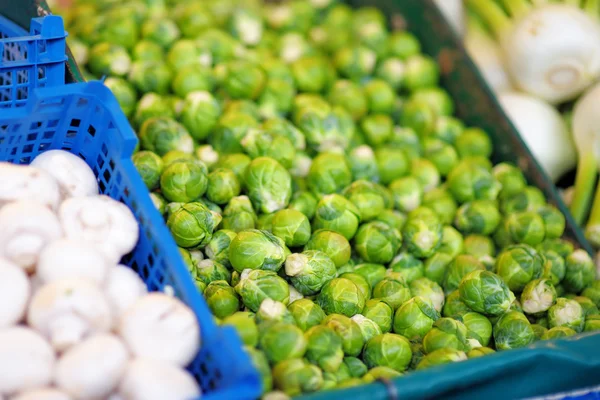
[0,150,202,400]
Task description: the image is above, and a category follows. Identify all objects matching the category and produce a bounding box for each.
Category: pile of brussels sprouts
[59,0,600,398]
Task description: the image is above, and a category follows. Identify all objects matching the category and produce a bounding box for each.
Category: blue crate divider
[0,81,262,400]
[0,14,66,108]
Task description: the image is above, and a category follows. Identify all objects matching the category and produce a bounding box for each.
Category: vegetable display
[0,152,201,400]
[54,0,600,398]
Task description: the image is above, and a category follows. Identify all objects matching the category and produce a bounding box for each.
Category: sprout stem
[569,151,598,225]
[584,0,600,16]
[466,0,513,38]
[586,180,600,226]
[501,0,532,18]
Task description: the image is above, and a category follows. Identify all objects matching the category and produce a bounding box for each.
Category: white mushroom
[0,201,62,272]
[27,278,113,352]
[30,150,98,199]
[0,326,55,394]
[59,195,139,264]
[0,163,61,210]
[37,239,111,285]
[104,265,148,318]
[0,258,30,327]
[11,388,72,400]
[118,293,200,367]
[117,358,201,400]
[55,334,129,400]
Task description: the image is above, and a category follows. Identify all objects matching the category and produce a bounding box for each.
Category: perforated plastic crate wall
[0,14,66,108]
[0,81,262,400]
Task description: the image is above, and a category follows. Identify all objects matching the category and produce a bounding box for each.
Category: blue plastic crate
[0,14,66,108]
[0,81,262,400]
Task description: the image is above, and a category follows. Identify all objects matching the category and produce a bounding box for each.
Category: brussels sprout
[229,229,287,272]
[393,296,440,340]
[215,153,252,183]
[258,78,296,118]
[161,150,195,167]
[181,91,222,141]
[195,259,231,287]
[438,227,464,259]
[166,39,205,71]
[304,230,351,268]
[460,312,493,347]
[304,325,344,373]
[463,234,495,264]
[342,181,386,222]
[442,290,471,319]
[362,366,403,383]
[520,279,557,315]
[372,277,412,311]
[128,60,172,95]
[375,210,407,232]
[410,87,454,117]
[294,102,355,153]
[453,127,492,159]
[416,348,467,370]
[340,272,371,302]
[531,324,548,340]
[236,269,290,312]
[354,221,402,264]
[256,299,297,326]
[424,253,453,285]
[459,270,515,316]
[454,200,502,236]
[317,277,366,317]
[289,56,329,94]
[389,176,423,213]
[285,193,316,224]
[180,247,195,274]
[270,209,311,247]
[375,58,405,91]
[312,194,361,240]
[167,202,222,248]
[306,152,352,197]
[542,326,577,340]
[388,127,422,160]
[241,128,296,169]
[490,163,526,201]
[132,151,163,190]
[347,145,379,182]
[403,54,439,91]
[206,169,241,205]
[362,80,395,115]
[262,118,306,151]
[467,347,495,358]
[221,196,256,233]
[363,299,394,333]
[223,311,259,347]
[288,299,326,331]
[288,285,304,305]
[323,314,365,356]
[387,31,420,60]
[211,111,260,154]
[204,280,240,319]
[333,45,377,81]
[343,357,368,378]
[410,278,445,312]
[104,77,137,118]
[245,347,273,394]
[260,319,307,363]
[496,245,544,292]
[375,147,410,185]
[585,314,600,332]
[351,314,383,343]
[150,192,167,215]
[535,205,565,239]
[410,158,441,193]
[132,40,164,62]
[353,263,387,289]
[245,157,292,214]
[582,280,600,307]
[362,333,412,373]
[160,160,208,202]
[423,317,469,354]
[222,60,267,100]
[399,99,436,137]
[447,160,501,204]
[272,357,323,396]
[572,296,600,317]
[388,252,425,284]
[493,311,535,350]
[141,18,180,48]
[328,80,368,121]
[400,208,443,258]
[421,188,458,225]
[88,42,132,77]
[359,114,393,147]
[548,297,585,333]
[285,251,337,295]
[501,186,546,214]
[171,63,216,99]
[139,117,194,157]
[503,211,546,246]
[563,249,596,294]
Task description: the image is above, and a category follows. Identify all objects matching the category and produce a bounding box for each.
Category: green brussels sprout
[323,314,365,356]
[351,314,383,343]
[229,229,287,272]
[139,117,194,157]
[304,230,351,268]
[343,357,368,378]
[132,151,163,190]
[548,297,585,333]
[328,80,368,121]
[221,196,257,232]
[416,348,467,370]
[454,200,502,236]
[386,30,420,59]
[346,145,378,182]
[306,153,352,197]
[493,311,535,350]
[181,91,222,141]
[421,188,458,225]
[236,269,290,312]
[222,61,267,100]
[410,158,440,193]
[342,180,386,222]
[258,78,296,118]
[150,192,167,215]
[520,279,557,315]
[241,128,296,169]
[95,9,140,48]
[423,317,469,354]
[467,347,495,358]
[363,299,394,333]
[333,45,377,81]
[132,40,163,62]
[340,272,371,302]
[375,209,407,232]
[167,202,222,248]
[294,103,355,153]
[171,64,216,98]
[104,77,137,118]
[245,157,292,214]
[195,259,231,286]
[388,127,422,160]
[272,358,323,396]
[501,186,546,214]
[443,290,472,319]
[542,326,577,340]
[504,211,546,246]
[304,325,344,373]
[268,209,312,247]
[375,57,405,90]
[372,277,412,311]
[492,163,527,200]
[536,316,549,328]
[389,176,423,213]
[582,280,600,308]
[403,54,439,91]
[438,226,464,259]
[389,252,425,284]
[160,160,208,203]
[196,29,239,65]
[161,150,195,167]
[410,87,454,117]
[375,147,410,186]
[400,99,436,137]
[572,296,599,317]
[536,238,574,259]
[141,18,180,48]
[410,277,445,312]
[362,366,403,383]
[537,205,566,239]
[354,263,387,289]
[584,314,600,332]
[447,160,501,204]
[461,312,493,347]
[317,277,366,317]
[229,7,264,45]
[204,280,240,319]
[206,168,241,205]
[222,312,259,347]
[531,324,548,340]
[179,247,195,275]
[424,253,454,285]
[496,245,544,292]
[261,118,306,151]
[211,111,259,155]
[245,347,273,394]
[285,251,336,295]
[360,114,393,147]
[288,191,318,221]
[312,194,361,240]
[459,270,515,316]
[288,285,304,305]
[166,39,205,71]
[408,341,426,370]
[363,333,412,373]
[290,56,329,94]
[393,296,440,340]
[256,299,297,326]
[88,42,131,77]
[288,299,326,331]
[362,80,395,115]
[214,153,252,183]
[128,60,172,95]
[563,250,596,293]
[463,234,495,264]
[354,221,402,264]
[259,321,307,365]
[402,209,443,259]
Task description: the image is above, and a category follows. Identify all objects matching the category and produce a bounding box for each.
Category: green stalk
[500,0,532,18]
[569,151,598,225]
[585,181,600,247]
[530,0,549,5]
[584,0,600,16]
[466,0,513,39]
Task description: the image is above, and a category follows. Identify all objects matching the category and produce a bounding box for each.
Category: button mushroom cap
[0,258,30,327]
[11,388,72,400]
[103,265,148,318]
[0,163,61,210]
[31,150,98,199]
[0,326,55,394]
[27,278,113,352]
[0,200,63,272]
[118,358,201,400]
[118,293,200,367]
[55,334,129,400]
[59,195,139,264]
[37,239,111,285]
